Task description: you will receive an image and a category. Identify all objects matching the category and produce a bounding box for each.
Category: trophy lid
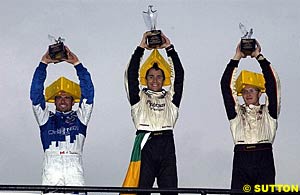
[236,70,266,96]
[139,49,171,86]
[45,77,81,103]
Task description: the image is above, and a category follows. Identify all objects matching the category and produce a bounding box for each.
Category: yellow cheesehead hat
[236,70,266,96]
[45,77,81,103]
[139,49,171,86]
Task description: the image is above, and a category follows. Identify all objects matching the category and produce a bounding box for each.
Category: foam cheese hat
[139,49,171,86]
[236,70,266,96]
[45,77,81,103]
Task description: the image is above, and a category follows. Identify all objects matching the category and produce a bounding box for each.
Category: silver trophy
[142,5,163,48]
[239,23,256,55]
[48,35,68,62]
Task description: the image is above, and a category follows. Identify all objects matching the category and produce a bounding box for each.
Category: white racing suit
[221,58,281,144]
[124,45,184,195]
[125,46,184,132]
[30,62,94,189]
[221,57,281,191]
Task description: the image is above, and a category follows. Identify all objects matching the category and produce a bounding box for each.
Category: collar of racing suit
[143,88,167,98]
[55,110,74,116]
[241,104,263,115]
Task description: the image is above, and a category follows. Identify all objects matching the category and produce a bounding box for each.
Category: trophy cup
[48,35,68,62]
[239,23,256,56]
[142,5,163,48]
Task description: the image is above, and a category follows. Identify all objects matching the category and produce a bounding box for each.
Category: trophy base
[49,42,68,62]
[147,30,163,48]
[240,39,256,56]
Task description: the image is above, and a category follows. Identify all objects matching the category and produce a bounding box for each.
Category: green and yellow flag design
[121,132,148,195]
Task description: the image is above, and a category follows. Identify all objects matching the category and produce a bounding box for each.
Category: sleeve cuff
[74,63,84,71]
[257,58,271,68]
[166,44,176,56]
[73,61,81,66]
[39,62,48,69]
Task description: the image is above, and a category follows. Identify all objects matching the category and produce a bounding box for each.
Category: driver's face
[146,68,164,92]
[54,91,74,112]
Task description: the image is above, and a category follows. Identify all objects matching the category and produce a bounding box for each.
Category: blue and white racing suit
[30,62,94,186]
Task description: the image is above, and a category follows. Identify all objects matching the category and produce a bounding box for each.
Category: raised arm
[259,59,280,119]
[63,46,94,125]
[220,60,239,120]
[157,33,184,108]
[220,43,244,120]
[30,50,53,126]
[58,46,95,105]
[125,33,148,106]
[30,49,57,108]
[75,64,94,104]
[250,41,281,119]
[30,62,47,108]
[166,45,184,108]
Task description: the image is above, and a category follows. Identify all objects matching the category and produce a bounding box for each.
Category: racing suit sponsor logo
[65,115,77,124]
[48,125,79,136]
[146,100,165,111]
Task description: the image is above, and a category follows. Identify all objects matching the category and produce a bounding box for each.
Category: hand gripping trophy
[142,5,164,48]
